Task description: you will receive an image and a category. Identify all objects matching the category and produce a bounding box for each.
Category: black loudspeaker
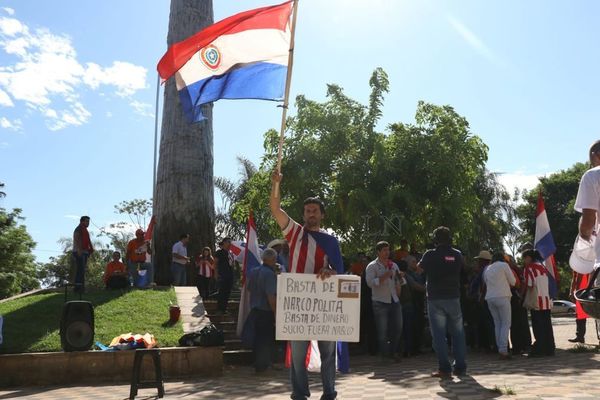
[60,301,94,352]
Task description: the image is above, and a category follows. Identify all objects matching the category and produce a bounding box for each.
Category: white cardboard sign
[276,272,361,342]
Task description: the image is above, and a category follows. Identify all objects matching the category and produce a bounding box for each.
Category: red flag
[144,216,155,241]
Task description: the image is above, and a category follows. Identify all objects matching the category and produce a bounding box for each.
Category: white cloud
[0,16,27,36]
[0,141,8,148]
[101,221,138,237]
[447,15,501,66]
[106,111,113,118]
[0,12,148,130]
[0,116,22,131]
[84,61,148,97]
[0,88,13,106]
[63,214,80,220]
[129,100,154,118]
[45,101,91,131]
[496,171,543,195]
[2,8,15,16]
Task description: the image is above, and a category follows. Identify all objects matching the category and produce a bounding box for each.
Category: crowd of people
[354,237,559,375]
[68,139,600,400]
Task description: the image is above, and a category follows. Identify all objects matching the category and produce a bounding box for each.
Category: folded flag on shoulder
[157,1,293,122]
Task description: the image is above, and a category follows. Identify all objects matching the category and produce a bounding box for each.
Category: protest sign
[276,272,360,342]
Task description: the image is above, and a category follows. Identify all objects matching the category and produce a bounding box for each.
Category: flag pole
[152,73,160,200]
[274,0,299,196]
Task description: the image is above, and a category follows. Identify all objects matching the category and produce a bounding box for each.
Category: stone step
[223,349,254,365]
[223,330,238,340]
[207,314,238,324]
[204,306,240,314]
[224,339,249,351]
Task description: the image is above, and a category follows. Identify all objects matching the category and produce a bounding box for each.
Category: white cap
[570,235,595,274]
[267,239,286,249]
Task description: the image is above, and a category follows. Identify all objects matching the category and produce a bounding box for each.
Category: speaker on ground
[60,300,94,352]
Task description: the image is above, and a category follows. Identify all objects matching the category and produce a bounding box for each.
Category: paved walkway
[2,317,599,399]
[173,286,210,334]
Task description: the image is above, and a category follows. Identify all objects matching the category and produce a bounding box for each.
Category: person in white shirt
[574,140,600,340]
[365,241,404,362]
[483,252,517,359]
[171,234,190,286]
[575,140,600,278]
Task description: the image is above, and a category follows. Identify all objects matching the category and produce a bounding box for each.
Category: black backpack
[178,323,224,347]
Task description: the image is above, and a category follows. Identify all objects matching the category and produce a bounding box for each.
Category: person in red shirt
[270,171,339,400]
[349,252,369,276]
[522,249,555,357]
[126,229,153,287]
[195,247,215,299]
[393,239,410,263]
[72,216,94,293]
[103,251,128,289]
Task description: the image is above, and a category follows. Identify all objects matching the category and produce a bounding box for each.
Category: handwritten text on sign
[276,273,361,342]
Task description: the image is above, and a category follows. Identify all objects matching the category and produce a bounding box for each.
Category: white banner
[276,272,361,342]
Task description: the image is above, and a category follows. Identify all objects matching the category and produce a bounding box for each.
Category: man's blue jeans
[372,300,403,357]
[290,340,336,400]
[427,298,467,373]
[253,309,275,372]
[72,252,88,292]
[171,263,186,286]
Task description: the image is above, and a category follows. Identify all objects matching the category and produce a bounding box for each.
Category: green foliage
[215,156,283,243]
[223,69,510,256]
[37,236,111,289]
[0,289,182,353]
[99,198,153,256]
[0,208,39,299]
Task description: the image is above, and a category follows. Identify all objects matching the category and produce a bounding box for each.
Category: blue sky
[0,0,597,262]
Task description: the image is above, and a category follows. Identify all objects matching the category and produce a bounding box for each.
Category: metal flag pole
[274,0,299,197]
[152,73,160,200]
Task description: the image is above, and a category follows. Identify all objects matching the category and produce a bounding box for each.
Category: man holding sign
[270,171,341,400]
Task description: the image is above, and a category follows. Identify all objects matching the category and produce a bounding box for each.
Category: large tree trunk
[153,0,215,285]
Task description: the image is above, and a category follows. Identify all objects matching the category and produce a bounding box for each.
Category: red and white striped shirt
[196,257,214,278]
[525,262,551,310]
[283,219,329,274]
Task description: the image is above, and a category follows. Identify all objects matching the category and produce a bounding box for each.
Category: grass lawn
[0,288,183,353]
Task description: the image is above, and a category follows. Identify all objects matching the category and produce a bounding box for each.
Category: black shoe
[568,337,585,343]
[431,371,452,379]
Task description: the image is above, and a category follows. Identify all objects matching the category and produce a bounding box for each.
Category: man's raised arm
[270,171,290,230]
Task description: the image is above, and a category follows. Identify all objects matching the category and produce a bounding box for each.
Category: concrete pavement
[1,316,599,399]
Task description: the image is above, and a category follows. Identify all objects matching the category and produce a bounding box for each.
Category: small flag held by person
[157,1,294,122]
[236,211,262,337]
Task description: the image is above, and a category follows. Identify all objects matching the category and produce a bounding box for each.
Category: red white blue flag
[157,1,293,122]
[534,191,560,285]
[236,211,262,337]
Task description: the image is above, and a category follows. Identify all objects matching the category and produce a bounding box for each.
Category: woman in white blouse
[483,252,517,359]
